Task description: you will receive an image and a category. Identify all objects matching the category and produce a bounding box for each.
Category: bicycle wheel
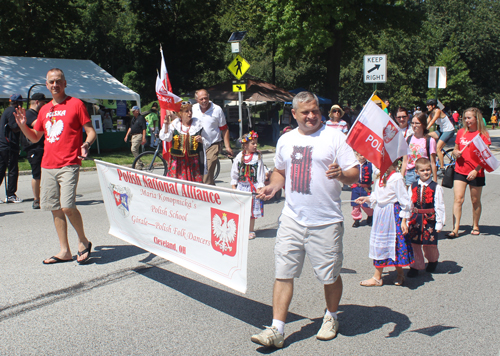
[443,148,455,167]
[213,159,221,180]
[132,151,168,176]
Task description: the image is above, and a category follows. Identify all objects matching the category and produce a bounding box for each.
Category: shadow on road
[76,199,104,206]
[277,304,411,350]
[257,228,277,238]
[90,244,149,264]
[136,264,307,329]
[403,260,462,290]
[0,210,23,217]
[409,324,457,336]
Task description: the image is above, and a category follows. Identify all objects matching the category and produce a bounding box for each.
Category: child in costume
[406,157,445,277]
[231,131,266,239]
[159,102,207,182]
[351,151,374,227]
[356,159,414,287]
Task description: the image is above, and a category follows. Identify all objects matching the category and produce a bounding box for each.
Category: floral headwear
[239,130,258,144]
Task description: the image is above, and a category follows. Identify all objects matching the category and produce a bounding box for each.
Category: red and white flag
[346,99,408,174]
[468,134,500,172]
[156,47,182,113]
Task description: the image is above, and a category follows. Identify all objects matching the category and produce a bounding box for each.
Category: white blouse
[370,172,412,219]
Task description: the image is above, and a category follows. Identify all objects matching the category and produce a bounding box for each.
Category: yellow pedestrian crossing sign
[232,83,246,92]
[228,55,250,79]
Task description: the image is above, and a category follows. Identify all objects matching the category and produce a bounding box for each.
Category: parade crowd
[0,68,493,350]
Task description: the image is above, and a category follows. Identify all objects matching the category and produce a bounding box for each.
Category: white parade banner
[95,160,252,293]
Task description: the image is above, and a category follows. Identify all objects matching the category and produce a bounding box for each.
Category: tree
[261,0,423,103]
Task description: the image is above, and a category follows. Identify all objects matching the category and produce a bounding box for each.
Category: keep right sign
[364,54,387,83]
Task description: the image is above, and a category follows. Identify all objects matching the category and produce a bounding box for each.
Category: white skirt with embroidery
[369,203,396,261]
[237,182,263,219]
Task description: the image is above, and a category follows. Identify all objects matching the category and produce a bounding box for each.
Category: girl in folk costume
[351,151,374,227]
[406,158,445,278]
[159,102,207,182]
[355,159,414,287]
[231,131,266,240]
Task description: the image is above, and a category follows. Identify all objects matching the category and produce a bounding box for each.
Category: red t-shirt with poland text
[34,96,90,169]
[455,128,491,177]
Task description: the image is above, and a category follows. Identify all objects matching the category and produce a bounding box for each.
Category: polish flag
[156,47,182,113]
[468,134,500,172]
[346,99,408,174]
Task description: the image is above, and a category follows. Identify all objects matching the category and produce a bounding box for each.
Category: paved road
[1,132,499,355]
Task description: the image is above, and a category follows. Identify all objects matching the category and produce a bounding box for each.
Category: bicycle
[436,147,456,172]
[132,138,168,176]
[213,150,236,181]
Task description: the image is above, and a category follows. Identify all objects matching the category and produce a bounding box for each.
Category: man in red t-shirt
[15,68,96,265]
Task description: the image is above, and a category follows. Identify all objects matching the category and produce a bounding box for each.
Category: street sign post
[232,83,246,92]
[227,55,250,80]
[363,55,387,84]
[428,66,447,101]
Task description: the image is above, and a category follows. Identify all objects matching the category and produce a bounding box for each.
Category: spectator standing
[395,107,414,139]
[145,102,159,147]
[22,93,47,209]
[192,89,233,185]
[0,94,24,203]
[448,107,490,238]
[14,68,96,264]
[452,110,460,130]
[251,92,359,348]
[326,104,349,134]
[124,106,146,168]
[490,111,497,129]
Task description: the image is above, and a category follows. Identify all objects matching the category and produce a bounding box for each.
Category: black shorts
[26,149,43,180]
[454,171,485,187]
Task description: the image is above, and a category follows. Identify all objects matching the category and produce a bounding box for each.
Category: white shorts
[274,214,344,284]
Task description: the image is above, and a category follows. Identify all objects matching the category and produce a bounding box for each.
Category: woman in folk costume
[159,102,207,182]
[230,131,266,240]
[355,159,414,287]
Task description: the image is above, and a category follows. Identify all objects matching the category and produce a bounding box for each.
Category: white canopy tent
[0,56,140,106]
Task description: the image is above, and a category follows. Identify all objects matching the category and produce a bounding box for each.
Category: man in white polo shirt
[192,89,233,185]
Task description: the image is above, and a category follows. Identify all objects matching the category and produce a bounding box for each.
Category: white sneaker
[6,195,23,203]
[316,314,339,340]
[251,326,284,348]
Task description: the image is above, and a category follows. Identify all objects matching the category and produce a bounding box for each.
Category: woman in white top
[426,99,455,171]
[159,102,208,181]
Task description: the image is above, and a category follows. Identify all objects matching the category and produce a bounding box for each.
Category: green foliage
[0,0,499,115]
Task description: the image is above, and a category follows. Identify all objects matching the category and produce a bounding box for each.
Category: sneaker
[407,267,419,278]
[352,220,360,228]
[32,200,40,209]
[6,195,23,203]
[426,261,438,272]
[316,314,339,341]
[251,326,284,348]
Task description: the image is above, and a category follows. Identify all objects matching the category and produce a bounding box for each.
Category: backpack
[406,134,431,159]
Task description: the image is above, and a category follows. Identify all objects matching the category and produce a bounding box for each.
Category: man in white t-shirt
[251,92,359,348]
[192,89,233,185]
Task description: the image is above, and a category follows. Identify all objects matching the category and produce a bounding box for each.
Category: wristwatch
[84,141,92,148]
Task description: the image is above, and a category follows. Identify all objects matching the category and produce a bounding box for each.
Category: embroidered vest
[411,181,437,209]
[170,128,203,157]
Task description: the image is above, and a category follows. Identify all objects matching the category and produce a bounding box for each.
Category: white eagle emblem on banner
[212,213,237,253]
